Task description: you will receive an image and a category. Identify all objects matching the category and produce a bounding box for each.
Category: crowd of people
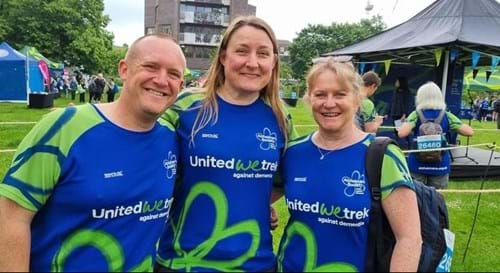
[473,95,500,126]
[0,14,489,272]
[50,73,120,103]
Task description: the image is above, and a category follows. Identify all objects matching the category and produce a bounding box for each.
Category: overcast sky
[104,0,437,46]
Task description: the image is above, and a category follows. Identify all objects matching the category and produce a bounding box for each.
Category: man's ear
[118,60,128,81]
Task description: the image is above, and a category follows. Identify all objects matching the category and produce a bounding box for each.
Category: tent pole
[441,50,450,97]
[26,51,30,106]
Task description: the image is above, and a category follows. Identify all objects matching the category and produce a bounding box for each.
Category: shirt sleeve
[406,111,418,127]
[0,109,69,212]
[361,99,376,122]
[381,144,415,200]
[446,112,464,130]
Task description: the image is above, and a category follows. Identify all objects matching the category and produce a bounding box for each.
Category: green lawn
[1,97,499,271]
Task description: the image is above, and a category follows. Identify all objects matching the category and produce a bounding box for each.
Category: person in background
[69,76,78,101]
[359,71,383,134]
[94,73,106,103]
[479,95,490,122]
[398,82,474,189]
[491,95,499,122]
[107,77,118,103]
[277,57,421,272]
[0,34,186,271]
[77,78,86,103]
[493,95,500,129]
[390,76,411,122]
[155,15,296,272]
[87,75,97,103]
[390,76,412,148]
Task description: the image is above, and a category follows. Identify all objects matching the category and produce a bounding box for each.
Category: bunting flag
[359,63,366,74]
[371,63,378,72]
[384,59,392,75]
[472,68,479,79]
[450,48,459,63]
[434,49,443,66]
[492,56,500,71]
[472,51,481,69]
[485,70,492,82]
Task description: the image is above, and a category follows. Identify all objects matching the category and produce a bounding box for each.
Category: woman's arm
[382,187,422,272]
[456,124,474,137]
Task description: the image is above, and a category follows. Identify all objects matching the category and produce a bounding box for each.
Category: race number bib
[436,229,455,272]
[417,135,442,150]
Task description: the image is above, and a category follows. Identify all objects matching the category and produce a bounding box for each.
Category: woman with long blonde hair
[156,16,296,272]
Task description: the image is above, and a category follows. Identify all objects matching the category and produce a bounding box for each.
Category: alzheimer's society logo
[163,151,177,179]
[342,170,366,197]
[256,128,277,150]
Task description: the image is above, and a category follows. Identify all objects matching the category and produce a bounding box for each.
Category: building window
[146,27,155,34]
[158,24,172,35]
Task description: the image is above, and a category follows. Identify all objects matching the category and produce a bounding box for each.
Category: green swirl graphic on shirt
[278,221,357,272]
[166,181,260,272]
[51,229,152,272]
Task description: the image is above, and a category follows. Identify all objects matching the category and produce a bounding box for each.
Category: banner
[384,60,392,75]
[492,56,500,71]
[434,49,443,66]
[472,68,479,79]
[485,70,492,82]
[38,61,50,87]
[472,51,481,69]
[450,48,459,63]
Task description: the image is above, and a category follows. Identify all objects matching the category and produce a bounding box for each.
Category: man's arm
[363,115,384,133]
[0,197,35,271]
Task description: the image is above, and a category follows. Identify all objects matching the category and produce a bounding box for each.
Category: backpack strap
[434,109,446,124]
[416,109,427,123]
[365,136,398,272]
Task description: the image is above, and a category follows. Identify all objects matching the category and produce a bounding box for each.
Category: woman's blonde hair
[305,57,363,104]
[190,16,288,145]
[415,82,446,111]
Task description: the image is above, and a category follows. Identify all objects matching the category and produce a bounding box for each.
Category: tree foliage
[288,16,386,82]
[0,0,114,74]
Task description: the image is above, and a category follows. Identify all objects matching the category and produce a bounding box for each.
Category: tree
[289,16,386,82]
[104,45,128,76]
[1,0,114,74]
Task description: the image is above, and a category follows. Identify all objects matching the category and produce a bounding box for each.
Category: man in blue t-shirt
[0,34,186,271]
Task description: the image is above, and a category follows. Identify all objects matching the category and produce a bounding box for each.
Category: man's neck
[97,100,156,132]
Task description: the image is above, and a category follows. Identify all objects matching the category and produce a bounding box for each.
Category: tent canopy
[324,0,500,66]
[0,42,45,102]
[20,46,64,70]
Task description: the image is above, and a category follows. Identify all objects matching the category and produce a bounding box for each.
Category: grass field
[1,96,499,271]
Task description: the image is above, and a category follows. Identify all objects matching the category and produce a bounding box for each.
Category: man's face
[367,83,378,97]
[119,37,185,118]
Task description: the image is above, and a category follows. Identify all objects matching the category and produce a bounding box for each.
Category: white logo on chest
[104,171,124,179]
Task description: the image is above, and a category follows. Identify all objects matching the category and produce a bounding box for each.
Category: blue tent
[0,42,45,102]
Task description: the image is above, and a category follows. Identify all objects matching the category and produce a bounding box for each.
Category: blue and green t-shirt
[277,134,414,272]
[156,91,294,272]
[0,104,178,272]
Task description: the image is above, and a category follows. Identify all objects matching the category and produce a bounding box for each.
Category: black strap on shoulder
[365,137,398,272]
[416,109,427,123]
[434,109,446,124]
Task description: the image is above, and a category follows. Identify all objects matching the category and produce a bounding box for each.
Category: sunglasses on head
[312,55,353,64]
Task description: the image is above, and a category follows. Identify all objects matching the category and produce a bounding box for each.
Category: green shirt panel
[0,105,105,211]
